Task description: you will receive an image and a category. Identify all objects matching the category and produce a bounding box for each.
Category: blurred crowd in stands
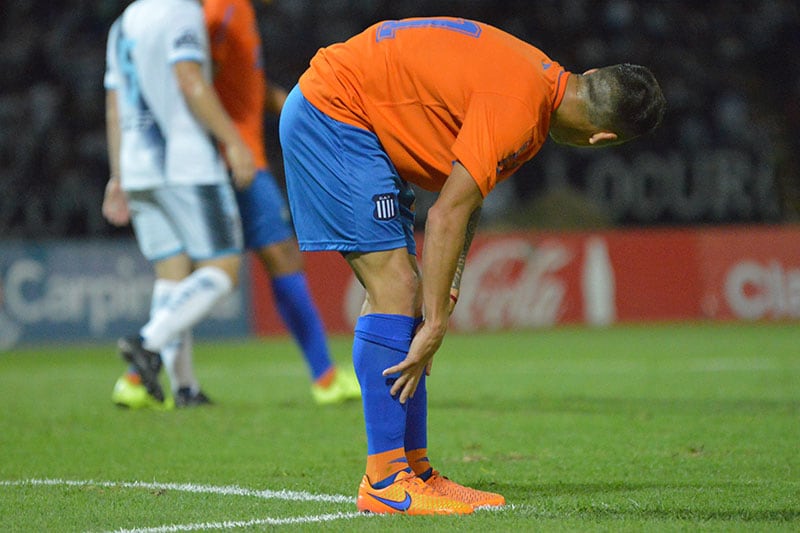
[1,0,798,237]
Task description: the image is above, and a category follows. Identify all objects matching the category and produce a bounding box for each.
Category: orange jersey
[299,17,570,196]
[203,0,268,169]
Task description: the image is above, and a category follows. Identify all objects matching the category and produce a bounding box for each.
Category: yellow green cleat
[311,366,361,405]
[111,374,174,411]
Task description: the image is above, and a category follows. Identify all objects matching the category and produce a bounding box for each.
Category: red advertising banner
[250,225,800,335]
[696,226,800,321]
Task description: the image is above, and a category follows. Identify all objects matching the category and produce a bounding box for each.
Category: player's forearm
[427,162,484,322]
[105,90,122,179]
[451,206,481,295]
[422,203,469,333]
[183,82,241,146]
[175,62,242,147]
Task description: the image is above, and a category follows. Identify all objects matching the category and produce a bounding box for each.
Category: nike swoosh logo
[369,491,412,511]
[542,61,552,70]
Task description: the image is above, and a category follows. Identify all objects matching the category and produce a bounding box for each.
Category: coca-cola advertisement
[250,225,800,335]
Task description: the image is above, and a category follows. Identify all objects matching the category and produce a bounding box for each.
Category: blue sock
[353,314,416,460]
[404,317,429,477]
[271,272,332,381]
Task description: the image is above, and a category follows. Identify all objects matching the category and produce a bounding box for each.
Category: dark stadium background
[1,0,797,237]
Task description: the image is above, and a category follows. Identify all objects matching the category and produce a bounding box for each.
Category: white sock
[151,279,177,316]
[140,266,233,352]
[162,330,199,394]
[149,279,196,390]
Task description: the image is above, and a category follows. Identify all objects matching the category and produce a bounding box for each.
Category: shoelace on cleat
[428,471,495,501]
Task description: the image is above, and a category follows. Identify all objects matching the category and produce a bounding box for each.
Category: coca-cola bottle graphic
[582,237,616,326]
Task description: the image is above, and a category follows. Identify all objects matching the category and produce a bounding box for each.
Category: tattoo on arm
[451,207,482,292]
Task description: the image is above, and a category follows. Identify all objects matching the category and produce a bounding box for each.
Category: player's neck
[552,74,584,128]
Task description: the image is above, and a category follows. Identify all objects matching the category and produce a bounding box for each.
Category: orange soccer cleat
[425,470,506,508]
[357,470,473,515]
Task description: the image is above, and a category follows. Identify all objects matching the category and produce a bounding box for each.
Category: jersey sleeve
[104,19,121,90]
[451,93,539,197]
[165,3,208,65]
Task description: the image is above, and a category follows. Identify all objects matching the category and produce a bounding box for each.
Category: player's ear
[582,68,600,75]
[588,131,619,146]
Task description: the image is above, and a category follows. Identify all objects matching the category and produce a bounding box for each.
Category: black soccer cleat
[117,335,164,402]
[175,387,213,408]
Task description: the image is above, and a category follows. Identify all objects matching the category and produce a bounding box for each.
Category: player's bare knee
[198,255,241,287]
[373,266,418,311]
[259,239,304,277]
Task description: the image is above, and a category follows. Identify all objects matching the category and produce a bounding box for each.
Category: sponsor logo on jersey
[174,29,202,51]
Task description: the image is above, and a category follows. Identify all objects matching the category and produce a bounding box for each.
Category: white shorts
[127,184,243,262]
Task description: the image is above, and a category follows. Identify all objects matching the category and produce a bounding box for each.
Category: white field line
[0,478,354,503]
[108,512,371,532]
[1,478,367,531]
[1,478,510,531]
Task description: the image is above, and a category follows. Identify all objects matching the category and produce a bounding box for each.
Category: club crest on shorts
[372,193,397,221]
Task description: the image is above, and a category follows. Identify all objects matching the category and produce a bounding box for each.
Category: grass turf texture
[0,322,797,532]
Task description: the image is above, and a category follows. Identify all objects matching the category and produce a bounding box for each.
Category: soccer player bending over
[280,17,666,514]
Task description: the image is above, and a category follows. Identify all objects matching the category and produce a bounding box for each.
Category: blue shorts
[236,169,294,250]
[279,85,416,255]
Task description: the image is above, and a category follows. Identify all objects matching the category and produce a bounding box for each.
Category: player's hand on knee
[383,322,442,403]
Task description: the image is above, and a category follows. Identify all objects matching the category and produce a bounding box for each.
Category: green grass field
[0,322,798,532]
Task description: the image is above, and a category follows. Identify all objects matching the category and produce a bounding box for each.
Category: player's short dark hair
[584,64,666,140]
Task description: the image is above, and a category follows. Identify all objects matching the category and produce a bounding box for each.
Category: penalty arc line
[1,478,370,531]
